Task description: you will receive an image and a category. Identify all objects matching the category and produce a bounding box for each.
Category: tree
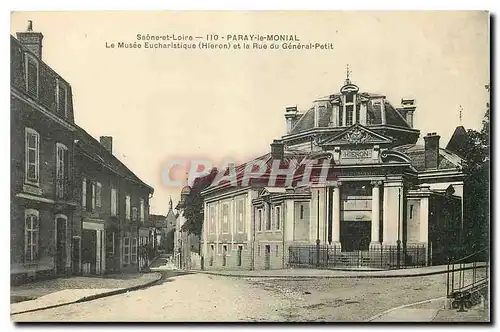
[457,84,490,255]
[181,168,219,236]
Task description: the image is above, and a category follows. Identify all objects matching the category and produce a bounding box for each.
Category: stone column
[203,201,208,262]
[370,181,382,249]
[331,181,341,248]
[342,96,347,127]
[382,181,404,245]
[311,186,326,243]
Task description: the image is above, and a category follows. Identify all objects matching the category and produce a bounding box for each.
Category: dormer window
[56,79,68,118]
[25,53,39,98]
[346,104,354,126]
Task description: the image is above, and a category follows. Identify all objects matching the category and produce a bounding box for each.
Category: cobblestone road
[12,269,486,322]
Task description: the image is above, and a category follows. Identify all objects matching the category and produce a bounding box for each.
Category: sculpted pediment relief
[321,124,393,146]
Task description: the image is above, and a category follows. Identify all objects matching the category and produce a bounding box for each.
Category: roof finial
[345,64,351,85]
[459,105,463,124]
[27,20,33,32]
[169,196,173,210]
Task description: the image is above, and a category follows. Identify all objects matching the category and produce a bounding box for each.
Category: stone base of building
[10,268,57,286]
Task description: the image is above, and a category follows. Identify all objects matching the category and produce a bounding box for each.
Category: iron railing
[288,244,427,270]
[446,247,489,311]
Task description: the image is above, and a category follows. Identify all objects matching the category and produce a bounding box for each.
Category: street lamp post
[397,187,401,268]
[316,189,320,267]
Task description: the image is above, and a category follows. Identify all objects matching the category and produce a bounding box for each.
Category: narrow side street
[12,270,483,322]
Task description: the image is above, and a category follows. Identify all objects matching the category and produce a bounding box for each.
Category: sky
[10,11,490,215]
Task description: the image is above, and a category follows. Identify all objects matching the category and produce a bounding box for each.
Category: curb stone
[11,272,162,316]
[366,296,446,322]
[195,265,478,279]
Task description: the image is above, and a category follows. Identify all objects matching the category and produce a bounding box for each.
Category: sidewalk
[197,263,484,279]
[11,272,162,315]
[369,297,490,322]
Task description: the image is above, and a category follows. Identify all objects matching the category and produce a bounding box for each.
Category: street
[13,271,457,322]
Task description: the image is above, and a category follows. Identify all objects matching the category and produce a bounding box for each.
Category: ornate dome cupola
[339,64,363,127]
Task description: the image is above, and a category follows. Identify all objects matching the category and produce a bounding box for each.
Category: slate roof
[391,144,463,171]
[75,125,154,192]
[445,126,468,158]
[204,148,344,192]
[289,91,410,134]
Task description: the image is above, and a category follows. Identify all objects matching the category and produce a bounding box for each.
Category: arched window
[25,209,39,263]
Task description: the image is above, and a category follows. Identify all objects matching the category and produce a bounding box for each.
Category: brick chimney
[16,20,44,59]
[100,136,113,153]
[270,140,284,160]
[424,132,440,170]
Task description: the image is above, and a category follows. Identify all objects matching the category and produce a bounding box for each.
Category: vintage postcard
[10,11,490,322]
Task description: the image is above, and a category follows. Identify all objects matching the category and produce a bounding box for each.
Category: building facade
[11,25,79,283]
[11,22,154,283]
[73,130,154,275]
[201,74,465,270]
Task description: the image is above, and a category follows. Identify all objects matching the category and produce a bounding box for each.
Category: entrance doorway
[237,245,242,266]
[264,245,271,270]
[340,221,371,251]
[82,230,97,274]
[222,245,227,266]
[55,216,67,274]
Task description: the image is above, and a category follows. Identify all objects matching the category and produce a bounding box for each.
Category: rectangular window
[265,204,272,231]
[91,183,96,211]
[132,207,138,221]
[275,206,281,230]
[222,204,229,233]
[82,177,87,208]
[107,232,115,256]
[25,128,40,185]
[237,199,244,233]
[276,245,279,257]
[131,238,138,263]
[55,143,67,199]
[345,94,353,103]
[96,182,102,208]
[355,104,361,124]
[111,188,117,216]
[125,195,131,220]
[24,209,39,263]
[25,54,39,98]
[140,199,145,223]
[300,205,304,219]
[257,209,263,232]
[56,80,68,117]
[209,205,216,235]
[346,105,354,126]
[410,205,414,219]
[123,237,130,264]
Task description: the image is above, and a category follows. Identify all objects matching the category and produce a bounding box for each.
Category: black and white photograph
[8,10,490,323]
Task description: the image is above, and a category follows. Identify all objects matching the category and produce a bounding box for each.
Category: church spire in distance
[169,196,173,211]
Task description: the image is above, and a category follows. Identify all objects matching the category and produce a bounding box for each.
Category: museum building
[201,74,465,270]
